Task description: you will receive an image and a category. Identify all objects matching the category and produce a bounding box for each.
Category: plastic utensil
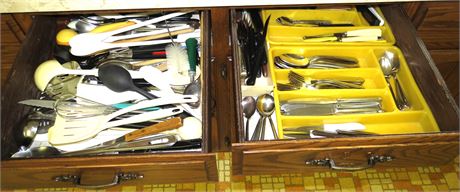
[69,12,190,56]
[48,96,197,144]
[139,66,202,121]
[98,63,157,99]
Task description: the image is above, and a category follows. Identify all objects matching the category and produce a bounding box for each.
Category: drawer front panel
[233,133,459,175]
[237,142,458,175]
[2,153,218,189]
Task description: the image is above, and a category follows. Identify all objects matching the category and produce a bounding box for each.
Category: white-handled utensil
[69,12,190,56]
[48,96,196,144]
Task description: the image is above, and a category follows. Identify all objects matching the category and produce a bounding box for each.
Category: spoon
[75,20,97,33]
[11,146,61,158]
[98,64,157,99]
[379,51,410,110]
[251,94,278,140]
[242,96,256,141]
[183,38,201,108]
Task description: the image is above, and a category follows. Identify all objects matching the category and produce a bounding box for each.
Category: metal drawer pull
[54,172,143,189]
[305,155,393,171]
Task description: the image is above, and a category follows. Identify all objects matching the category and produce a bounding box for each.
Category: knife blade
[18,99,55,109]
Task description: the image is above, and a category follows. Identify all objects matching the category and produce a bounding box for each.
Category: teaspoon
[242,96,256,141]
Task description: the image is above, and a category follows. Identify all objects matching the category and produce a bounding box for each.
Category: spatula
[48,96,196,145]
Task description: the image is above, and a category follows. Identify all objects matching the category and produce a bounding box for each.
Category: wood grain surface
[2,153,218,189]
[1,15,56,158]
[381,4,459,131]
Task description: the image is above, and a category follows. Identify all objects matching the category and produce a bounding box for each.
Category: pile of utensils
[282,122,376,139]
[274,53,359,69]
[277,70,364,91]
[280,97,383,116]
[236,10,270,85]
[12,11,205,158]
[241,94,278,141]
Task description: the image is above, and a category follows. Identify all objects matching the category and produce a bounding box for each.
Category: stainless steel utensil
[282,70,364,90]
[379,51,410,110]
[251,94,278,140]
[280,98,383,116]
[11,146,61,158]
[276,16,331,26]
[242,96,256,141]
[274,54,359,69]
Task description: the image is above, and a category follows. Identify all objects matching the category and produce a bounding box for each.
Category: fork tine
[288,70,305,87]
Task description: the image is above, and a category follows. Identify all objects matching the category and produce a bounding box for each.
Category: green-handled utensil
[185,38,198,83]
[184,38,201,109]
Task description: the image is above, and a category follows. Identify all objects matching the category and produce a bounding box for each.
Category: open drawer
[1,10,218,189]
[229,4,459,175]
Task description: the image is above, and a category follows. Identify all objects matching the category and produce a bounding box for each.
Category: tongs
[303,29,382,42]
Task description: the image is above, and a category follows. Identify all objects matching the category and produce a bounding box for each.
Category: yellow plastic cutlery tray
[268,46,440,138]
[261,7,396,46]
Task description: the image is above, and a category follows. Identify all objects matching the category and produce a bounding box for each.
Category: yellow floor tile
[444,172,459,189]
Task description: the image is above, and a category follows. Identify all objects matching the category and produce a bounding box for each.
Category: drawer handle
[305,155,393,171]
[54,172,143,189]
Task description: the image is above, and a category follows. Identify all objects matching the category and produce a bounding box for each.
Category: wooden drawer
[2,153,217,189]
[1,10,218,189]
[227,4,459,175]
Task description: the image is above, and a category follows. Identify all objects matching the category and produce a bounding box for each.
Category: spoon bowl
[242,96,256,140]
[256,94,275,116]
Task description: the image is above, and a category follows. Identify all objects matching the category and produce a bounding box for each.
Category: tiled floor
[14,153,460,192]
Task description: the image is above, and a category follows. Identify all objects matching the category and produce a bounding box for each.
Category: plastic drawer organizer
[258,7,439,139]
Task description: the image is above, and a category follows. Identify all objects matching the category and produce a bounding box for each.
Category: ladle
[379,51,410,110]
[98,64,156,99]
[242,96,256,141]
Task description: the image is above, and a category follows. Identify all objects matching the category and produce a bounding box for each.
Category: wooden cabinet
[404,2,459,104]
[229,4,459,176]
[1,11,218,189]
[1,2,458,189]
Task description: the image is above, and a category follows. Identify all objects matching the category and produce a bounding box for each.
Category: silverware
[274,54,359,69]
[303,29,382,42]
[277,71,364,90]
[251,94,278,140]
[379,51,410,110]
[276,16,354,27]
[280,98,383,116]
[242,96,256,141]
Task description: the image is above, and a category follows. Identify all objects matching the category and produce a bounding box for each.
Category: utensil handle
[393,77,410,110]
[186,38,198,73]
[105,107,183,128]
[113,27,194,43]
[335,107,382,114]
[124,117,182,141]
[245,118,250,141]
[268,117,278,139]
[260,117,266,140]
[251,117,264,141]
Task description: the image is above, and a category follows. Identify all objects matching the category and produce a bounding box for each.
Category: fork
[288,71,364,89]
